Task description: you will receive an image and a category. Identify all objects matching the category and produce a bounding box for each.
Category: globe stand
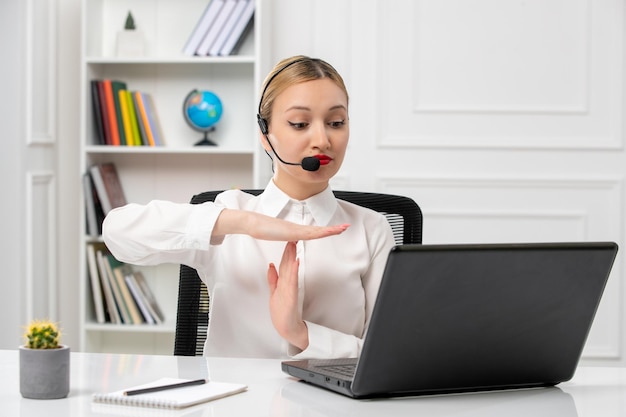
[194,127,217,146]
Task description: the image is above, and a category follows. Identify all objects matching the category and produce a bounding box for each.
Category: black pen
[123,379,207,396]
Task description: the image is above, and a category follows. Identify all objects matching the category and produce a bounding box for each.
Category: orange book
[102,80,121,146]
[134,91,155,146]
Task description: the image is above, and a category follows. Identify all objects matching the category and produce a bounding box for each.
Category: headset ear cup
[256,114,268,135]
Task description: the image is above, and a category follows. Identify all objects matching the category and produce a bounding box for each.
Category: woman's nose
[310,123,330,149]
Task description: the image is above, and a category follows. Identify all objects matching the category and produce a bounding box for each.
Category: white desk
[1,350,625,416]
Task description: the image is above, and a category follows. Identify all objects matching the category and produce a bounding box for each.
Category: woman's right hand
[213,209,349,242]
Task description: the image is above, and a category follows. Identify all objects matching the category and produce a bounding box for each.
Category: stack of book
[183,0,255,56]
[87,242,166,325]
[90,79,165,146]
[83,162,127,237]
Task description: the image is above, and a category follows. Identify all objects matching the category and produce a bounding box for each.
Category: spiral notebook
[92,378,248,409]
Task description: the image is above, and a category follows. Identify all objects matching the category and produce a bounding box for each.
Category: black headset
[256,57,321,136]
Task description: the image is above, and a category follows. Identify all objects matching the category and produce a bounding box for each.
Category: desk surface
[1,349,625,417]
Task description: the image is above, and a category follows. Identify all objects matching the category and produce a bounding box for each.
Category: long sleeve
[102,200,225,267]
[101,184,397,359]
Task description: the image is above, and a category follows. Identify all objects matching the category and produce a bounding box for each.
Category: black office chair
[173,189,423,356]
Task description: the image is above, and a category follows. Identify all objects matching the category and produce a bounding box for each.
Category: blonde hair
[258,56,349,130]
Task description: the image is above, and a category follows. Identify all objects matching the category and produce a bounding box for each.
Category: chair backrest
[174,189,423,356]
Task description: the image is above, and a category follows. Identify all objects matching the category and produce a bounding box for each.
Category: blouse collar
[259,180,338,226]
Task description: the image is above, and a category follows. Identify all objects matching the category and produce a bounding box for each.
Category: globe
[183,89,223,146]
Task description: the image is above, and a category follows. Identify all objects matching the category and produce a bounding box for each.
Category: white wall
[0,0,26,349]
[2,0,624,366]
[270,0,626,366]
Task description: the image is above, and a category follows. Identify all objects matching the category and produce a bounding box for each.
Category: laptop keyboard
[318,364,356,378]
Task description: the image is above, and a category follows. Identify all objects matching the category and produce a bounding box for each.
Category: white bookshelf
[79,0,271,354]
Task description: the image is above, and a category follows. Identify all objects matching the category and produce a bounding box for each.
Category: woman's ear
[259,132,272,152]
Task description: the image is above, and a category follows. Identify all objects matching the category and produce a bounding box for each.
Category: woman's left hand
[267,241,309,350]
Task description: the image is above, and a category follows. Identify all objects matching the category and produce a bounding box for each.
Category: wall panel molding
[25,0,56,146]
[376,0,622,150]
[25,172,57,322]
[376,174,623,361]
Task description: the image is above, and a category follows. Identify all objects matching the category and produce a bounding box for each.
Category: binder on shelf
[103,253,132,324]
[82,172,105,237]
[113,264,145,324]
[209,0,246,56]
[218,0,254,56]
[196,0,235,56]
[182,0,225,56]
[142,93,165,146]
[89,162,127,215]
[118,89,135,147]
[111,80,129,145]
[125,90,143,146]
[126,273,157,324]
[132,271,166,323]
[95,245,122,324]
[134,91,156,146]
[96,81,113,145]
[90,80,106,145]
[86,242,107,324]
[102,80,121,145]
[86,242,165,326]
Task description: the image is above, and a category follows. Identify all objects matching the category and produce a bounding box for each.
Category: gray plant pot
[19,345,70,399]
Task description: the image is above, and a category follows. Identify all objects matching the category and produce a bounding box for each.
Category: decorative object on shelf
[183,89,223,146]
[116,11,145,57]
[19,319,70,399]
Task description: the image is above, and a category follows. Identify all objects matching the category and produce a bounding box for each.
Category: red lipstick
[314,154,332,165]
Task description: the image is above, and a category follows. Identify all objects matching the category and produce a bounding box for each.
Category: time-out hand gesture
[267,241,308,350]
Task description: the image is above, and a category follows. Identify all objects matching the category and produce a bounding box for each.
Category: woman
[103,56,396,359]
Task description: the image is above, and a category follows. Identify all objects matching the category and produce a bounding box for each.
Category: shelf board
[85,55,256,65]
[85,145,255,155]
[84,322,176,334]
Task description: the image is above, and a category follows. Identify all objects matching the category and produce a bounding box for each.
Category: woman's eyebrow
[285,104,347,112]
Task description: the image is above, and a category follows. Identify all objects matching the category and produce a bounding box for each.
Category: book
[218,0,254,56]
[125,273,156,324]
[195,0,233,56]
[102,80,121,145]
[131,271,165,323]
[82,172,100,237]
[134,91,156,146]
[95,245,122,324]
[131,91,148,145]
[90,162,127,214]
[97,81,113,145]
[90,80,106,145]
[111,80,129,145]
[113,264,145,324]
[182,0,225,56]
[86,242,107,323]
[92,378,247,409]
[118,89,134,147]
[142,93,165,146]
[208,0,246,56]
[124,90,142,146]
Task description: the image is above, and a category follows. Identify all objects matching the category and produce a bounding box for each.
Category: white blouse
[102,181,396,359]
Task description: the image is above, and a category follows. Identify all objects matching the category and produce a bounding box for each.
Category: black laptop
[281,242,618,398]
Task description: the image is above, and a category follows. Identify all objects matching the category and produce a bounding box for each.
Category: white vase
[19,345,70,399]
[116,30,145,57]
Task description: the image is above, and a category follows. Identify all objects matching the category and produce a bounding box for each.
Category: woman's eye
[288,121,307,129]
[329,120,346,128]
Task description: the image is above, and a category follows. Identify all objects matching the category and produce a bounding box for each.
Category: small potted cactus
[19,319,70,399]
